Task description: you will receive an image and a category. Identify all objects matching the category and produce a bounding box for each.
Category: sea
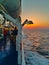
[22,28,49,65]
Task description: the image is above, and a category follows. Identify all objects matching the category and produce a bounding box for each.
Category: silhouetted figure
[10,27,18,51]
[3,28,7,50]
[13,27,18,43]
[0,38,3,51]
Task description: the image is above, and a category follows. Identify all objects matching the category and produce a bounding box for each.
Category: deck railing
[21,42,26,65]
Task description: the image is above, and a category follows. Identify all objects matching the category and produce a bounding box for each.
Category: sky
[21,0,49,28]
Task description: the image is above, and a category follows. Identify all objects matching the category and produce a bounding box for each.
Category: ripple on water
[23,29,49,65]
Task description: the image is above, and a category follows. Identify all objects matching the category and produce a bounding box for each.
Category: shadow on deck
[0,39,18,65]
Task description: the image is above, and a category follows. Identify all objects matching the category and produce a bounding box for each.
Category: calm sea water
[23,28,49,65]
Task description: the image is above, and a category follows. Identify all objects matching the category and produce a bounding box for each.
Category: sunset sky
[21,0,49,28]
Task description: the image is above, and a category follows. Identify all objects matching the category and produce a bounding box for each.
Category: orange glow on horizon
[21,13,49,29]
[24,24,49,29]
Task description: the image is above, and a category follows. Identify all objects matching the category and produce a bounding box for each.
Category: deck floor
[0,39,18,65]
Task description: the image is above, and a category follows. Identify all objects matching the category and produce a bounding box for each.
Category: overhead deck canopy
[0,0,21,18]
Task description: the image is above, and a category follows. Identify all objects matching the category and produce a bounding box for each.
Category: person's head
[14,27,16,29]
[4,28,5,30]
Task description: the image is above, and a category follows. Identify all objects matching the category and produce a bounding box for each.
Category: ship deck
[0,38,18,65]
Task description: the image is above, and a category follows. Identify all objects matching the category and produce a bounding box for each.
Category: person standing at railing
[3,28,8,50]
[10,27,18,51]
[13,27,18,45]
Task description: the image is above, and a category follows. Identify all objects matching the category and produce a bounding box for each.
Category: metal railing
[21,42,26,65]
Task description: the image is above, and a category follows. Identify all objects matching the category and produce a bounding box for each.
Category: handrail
[22,42,26,65]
